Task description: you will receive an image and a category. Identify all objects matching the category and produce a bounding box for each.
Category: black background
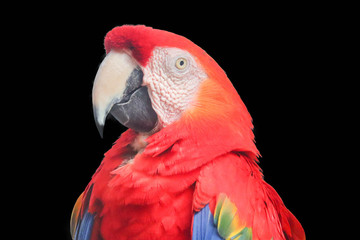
[13,13,335,239]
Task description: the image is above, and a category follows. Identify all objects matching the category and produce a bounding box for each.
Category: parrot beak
[92,50,158,137]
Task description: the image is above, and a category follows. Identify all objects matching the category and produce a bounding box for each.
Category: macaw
[70,25,305,240]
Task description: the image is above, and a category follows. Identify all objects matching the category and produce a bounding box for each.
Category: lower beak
[92,50,158,137]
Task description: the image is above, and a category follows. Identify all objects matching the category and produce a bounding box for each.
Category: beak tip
[93,107,105,138]
[96,122,104,138]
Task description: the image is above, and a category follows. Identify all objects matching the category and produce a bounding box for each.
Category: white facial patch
[143,47,207,127]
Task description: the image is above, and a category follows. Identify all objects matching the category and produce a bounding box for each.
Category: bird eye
[175,57,188,70]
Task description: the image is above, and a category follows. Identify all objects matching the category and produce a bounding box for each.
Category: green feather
[217,197,238,237]
[213,193,253,240]
[232,227,252,240]
[214,194,226,225]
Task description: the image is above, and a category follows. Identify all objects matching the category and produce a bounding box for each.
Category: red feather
[105,25,201,67]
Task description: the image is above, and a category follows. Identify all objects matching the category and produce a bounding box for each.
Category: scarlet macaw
[70,25,305,240]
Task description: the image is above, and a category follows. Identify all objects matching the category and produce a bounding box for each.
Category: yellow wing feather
[70,192,83,239]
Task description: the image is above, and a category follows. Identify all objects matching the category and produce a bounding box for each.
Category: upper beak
[92,50,158,137]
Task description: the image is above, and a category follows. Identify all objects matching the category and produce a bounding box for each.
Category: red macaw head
[92,25,256,156]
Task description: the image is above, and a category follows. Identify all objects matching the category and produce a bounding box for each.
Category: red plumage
[73,25,305,240]
[104,25,197,66]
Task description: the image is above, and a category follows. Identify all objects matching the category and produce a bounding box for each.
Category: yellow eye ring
[175,57,188,70]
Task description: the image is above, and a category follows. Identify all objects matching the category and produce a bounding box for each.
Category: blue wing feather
[71,185,97,240]
[192,204,223,240]
[75,212,95,240]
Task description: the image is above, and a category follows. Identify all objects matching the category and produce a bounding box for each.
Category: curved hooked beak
[92,50,158,137]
